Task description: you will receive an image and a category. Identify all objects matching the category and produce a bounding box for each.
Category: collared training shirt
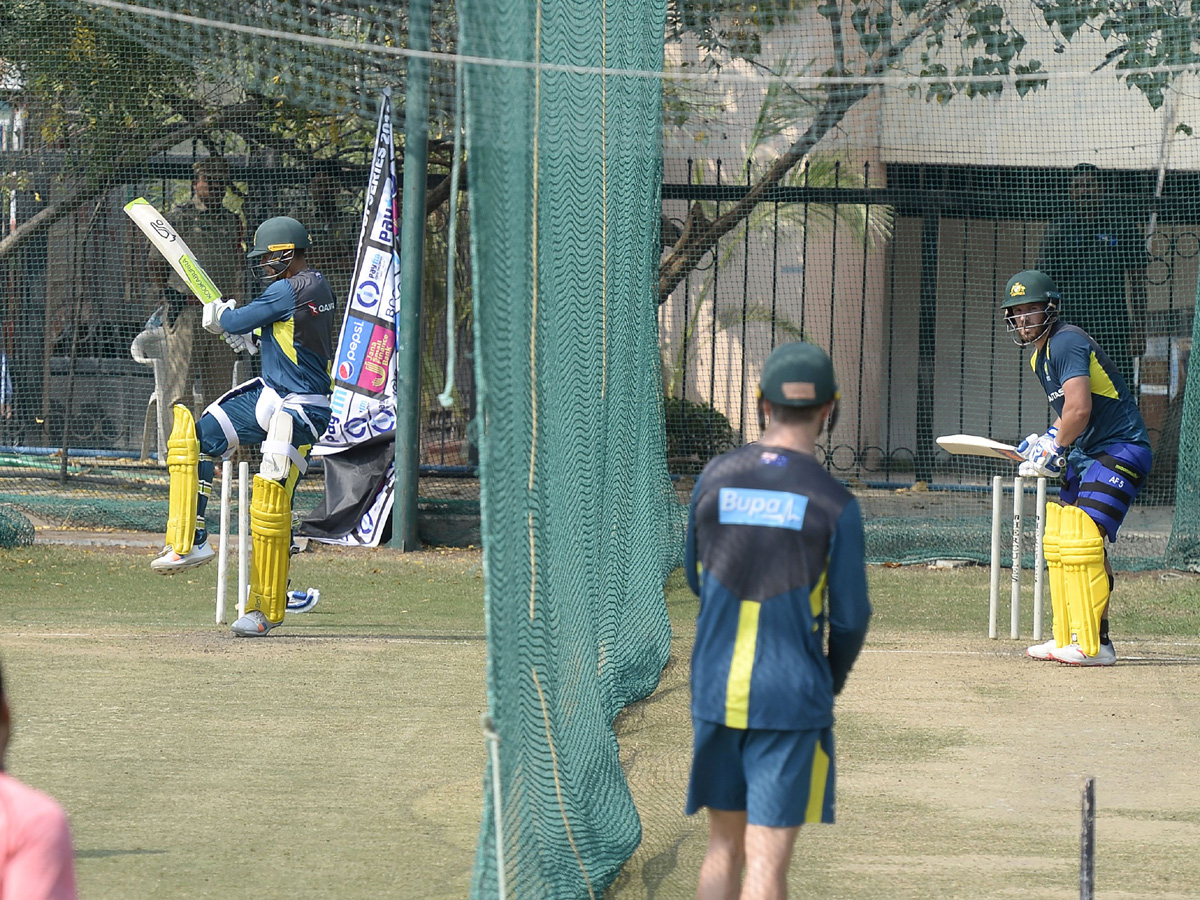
[685,443,871,731]
[221,269,337,399]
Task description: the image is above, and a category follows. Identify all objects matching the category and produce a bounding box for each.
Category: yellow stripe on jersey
[1089,352,1119,399]
[809,567,828,632]
[724,600,761,729]
[273,316,299,365]
[805,738,831,823]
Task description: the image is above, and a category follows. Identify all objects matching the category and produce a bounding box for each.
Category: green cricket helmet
[247,216,311,283]
[757,341,841,431]
[247,216,311,259]
[1001,270,1060,345]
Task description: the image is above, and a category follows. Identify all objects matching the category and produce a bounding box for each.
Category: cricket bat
[124,197,223,304]
[935,434,1025,463]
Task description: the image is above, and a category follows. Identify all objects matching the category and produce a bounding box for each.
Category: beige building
[658,13,1193,474]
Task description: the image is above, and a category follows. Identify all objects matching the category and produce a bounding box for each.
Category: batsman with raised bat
[152,215,336,637]
[1001,269,1153,666]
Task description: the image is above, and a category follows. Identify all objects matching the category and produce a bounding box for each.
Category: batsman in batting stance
[1001,270,1153,666]
[151,216,336,637]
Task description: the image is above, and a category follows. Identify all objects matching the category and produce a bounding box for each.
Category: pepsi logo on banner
[335,316,371,383]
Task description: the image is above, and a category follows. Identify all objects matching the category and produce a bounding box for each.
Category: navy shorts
[1061,443,1152,540]
[686,719,835,828]
[196,379,328,460]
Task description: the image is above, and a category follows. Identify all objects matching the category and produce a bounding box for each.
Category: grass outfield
[1,544,1199,898]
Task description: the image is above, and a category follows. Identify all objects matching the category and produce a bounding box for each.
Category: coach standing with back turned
[683,341,871,900]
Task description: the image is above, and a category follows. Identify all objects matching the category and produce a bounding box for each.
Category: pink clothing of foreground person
[0,774,77,900]
[0,661,77,900]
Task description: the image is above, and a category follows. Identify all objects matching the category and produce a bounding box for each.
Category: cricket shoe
[286,588,320,613]
[150,540,215,574]
[1025,638,1060,661]
[1050,642,1116,667]
[230,610,280,637]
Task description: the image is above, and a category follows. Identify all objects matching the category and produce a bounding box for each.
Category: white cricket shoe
[150,540,215,574]
[230,610,280,637]
[1026,638,1059,660]
[1050,642,1116,667]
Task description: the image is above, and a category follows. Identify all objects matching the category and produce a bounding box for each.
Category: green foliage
[663,396,737,473]
[667,0,809,67]
[0,2,192,183]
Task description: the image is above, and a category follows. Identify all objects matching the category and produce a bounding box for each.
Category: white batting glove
[1018,440,1066,478]
[1015,433,1041,459]
[222,332,258,355]
[202,298,236,335]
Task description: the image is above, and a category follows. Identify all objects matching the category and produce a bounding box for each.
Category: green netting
[460,0,682,895]
[0,504,33,547]
[1165,275,1200,571]
[6,1,1200,894]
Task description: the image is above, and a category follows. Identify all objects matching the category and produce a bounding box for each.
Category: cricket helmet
[1001,270,1060,345]
[247,216,311,283]
[247,216,311,260]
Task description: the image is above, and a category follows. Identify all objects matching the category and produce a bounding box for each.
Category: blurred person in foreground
[684,342,871,899]
[0,659,78,899]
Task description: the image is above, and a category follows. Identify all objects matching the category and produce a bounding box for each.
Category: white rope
[480,713,507,900]
[437,62,464,410]
[81,0,1200,88]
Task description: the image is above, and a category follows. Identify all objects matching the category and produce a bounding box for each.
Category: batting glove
[222,332,259,355]
[1016,433,1041,458]
[1018,438,1066,478]
[202,298,236,335]
[1018,426,1059,461]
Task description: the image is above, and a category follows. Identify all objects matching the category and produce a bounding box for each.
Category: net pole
[394,9,431,551]
[1080,776,1096,900]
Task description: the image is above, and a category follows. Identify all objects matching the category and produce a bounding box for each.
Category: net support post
[394,10,432,552]
[1081,776,1096,900]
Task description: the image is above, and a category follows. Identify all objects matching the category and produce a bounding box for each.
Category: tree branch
[656,0,970,304]
[0,100,260,264]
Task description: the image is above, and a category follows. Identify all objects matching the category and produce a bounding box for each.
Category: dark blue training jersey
[222,270,337,399]
[685,443,871,731]
[1031,322,1150,458]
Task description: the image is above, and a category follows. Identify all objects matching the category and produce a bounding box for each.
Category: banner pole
[394,2,431,551]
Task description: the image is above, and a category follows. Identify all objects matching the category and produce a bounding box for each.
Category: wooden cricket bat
[935,434,1025,463]
[124,197,223,304]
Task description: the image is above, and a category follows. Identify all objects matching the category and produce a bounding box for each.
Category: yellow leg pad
[248,475,291,624]
[166,405,200,554]
[1044,503,1068,649]
[1057,505,1109,658]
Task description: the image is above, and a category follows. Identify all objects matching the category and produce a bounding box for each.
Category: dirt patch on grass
[615,631,1200,899]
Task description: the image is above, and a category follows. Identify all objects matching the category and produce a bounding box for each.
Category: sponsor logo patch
[718,488,808,531]
[782,381,816,401]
